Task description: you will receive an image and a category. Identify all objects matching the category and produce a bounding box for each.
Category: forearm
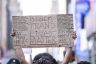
[63,47,72,64]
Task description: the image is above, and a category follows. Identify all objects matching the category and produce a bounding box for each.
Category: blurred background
[0,0,96,64]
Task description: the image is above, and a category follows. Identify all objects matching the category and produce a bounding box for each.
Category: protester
[11,30,77,64]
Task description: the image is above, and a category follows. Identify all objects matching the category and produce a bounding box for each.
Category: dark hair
[32,53,57,64]
[7,58,20,64]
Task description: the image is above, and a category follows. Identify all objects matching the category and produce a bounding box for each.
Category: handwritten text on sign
[13,14,73,48]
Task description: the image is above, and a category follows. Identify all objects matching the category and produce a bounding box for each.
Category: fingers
[10,32,15,37]
[71,31,77,39]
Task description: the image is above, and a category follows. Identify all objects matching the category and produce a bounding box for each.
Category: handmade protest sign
[12,14,73,48]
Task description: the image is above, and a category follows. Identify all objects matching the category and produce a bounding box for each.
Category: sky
[18,0,52,15]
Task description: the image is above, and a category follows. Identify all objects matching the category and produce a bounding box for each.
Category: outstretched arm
[63,47,72,64]
[10,32,28,64]
[63,32,76,64]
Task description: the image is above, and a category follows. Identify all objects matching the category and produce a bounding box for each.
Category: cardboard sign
[12,14,73,48]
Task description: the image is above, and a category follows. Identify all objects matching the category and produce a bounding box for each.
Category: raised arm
[63,32,76,64]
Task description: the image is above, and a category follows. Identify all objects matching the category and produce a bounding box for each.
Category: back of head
[32,53,57,64]
[7,58,20,64]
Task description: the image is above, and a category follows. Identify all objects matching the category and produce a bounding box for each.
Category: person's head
[32,53,57,64]
[7,58,20,64]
